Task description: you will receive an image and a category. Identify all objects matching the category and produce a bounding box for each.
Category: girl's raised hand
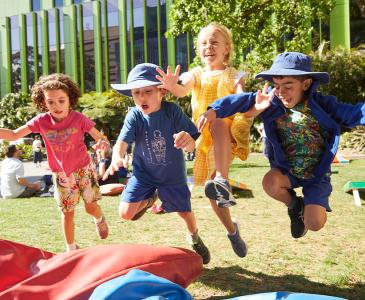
[255,82,275,111]
[156,65,181,91]
[92,139,110,151]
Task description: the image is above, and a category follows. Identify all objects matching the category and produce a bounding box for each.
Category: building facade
[0,0,363,97]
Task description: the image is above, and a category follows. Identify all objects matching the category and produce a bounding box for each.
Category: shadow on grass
[232,188,254,199]
[197,266,363,300]
[231,163,269,169]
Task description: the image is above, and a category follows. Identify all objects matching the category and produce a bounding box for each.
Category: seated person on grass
[1,144,41,199]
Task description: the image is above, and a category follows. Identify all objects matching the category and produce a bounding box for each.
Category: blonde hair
[197,22,234,66]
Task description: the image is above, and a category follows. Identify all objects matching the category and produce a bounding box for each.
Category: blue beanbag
[228,291,346,300]
[89,269,193,300]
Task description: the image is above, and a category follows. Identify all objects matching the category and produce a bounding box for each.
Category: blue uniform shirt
[118,101,199,186]
[209,83,365,184]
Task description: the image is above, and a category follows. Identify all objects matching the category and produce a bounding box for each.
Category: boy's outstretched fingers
[102,164,118,180]
[255,83,275,111]
[156,65,181,89]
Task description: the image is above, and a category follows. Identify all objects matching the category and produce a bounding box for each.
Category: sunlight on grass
[1,154,364,299]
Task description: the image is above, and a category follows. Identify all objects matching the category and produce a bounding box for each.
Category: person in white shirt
[1,145,41,199]
[32,135,43,168]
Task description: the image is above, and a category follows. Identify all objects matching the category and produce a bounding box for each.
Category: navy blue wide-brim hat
[111,63,161,96]
[255,52,329,84]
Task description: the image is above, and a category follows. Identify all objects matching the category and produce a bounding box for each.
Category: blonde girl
[157,23,251,258]
[0,73,110,251]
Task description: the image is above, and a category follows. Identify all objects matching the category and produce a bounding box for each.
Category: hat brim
[111,81,161,96]
[255,70,329,84]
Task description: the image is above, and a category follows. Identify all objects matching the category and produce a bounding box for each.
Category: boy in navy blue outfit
[198,52,365,238]
[104,63,210,264]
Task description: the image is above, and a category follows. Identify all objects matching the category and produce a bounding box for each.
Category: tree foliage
[312,46,365,105]
[168,0,335,70]
[0,93,36,129]
[78,90,134,141]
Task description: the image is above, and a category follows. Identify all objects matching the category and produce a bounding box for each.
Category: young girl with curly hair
[0,73,110,251]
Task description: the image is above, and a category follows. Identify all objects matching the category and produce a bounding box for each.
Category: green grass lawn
[1,154,364,299]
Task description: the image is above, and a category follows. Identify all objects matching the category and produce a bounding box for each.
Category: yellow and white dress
[187,66,253,186]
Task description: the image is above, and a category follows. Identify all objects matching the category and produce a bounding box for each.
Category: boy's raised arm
[156,65,194,98]
[245,83,275,117]
[103,140,129,180]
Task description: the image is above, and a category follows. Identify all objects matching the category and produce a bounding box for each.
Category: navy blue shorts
[287,173,332,211]
[121,176,191,213]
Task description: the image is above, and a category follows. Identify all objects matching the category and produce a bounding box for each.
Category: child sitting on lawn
[197,51,365,238]
[0,73,110,251]
[105,63,211,264]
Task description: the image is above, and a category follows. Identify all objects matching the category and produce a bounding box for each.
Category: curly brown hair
[31,73,81,112]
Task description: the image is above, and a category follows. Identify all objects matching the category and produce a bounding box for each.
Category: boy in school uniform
[105,63,211,264]
[198,52,365,238]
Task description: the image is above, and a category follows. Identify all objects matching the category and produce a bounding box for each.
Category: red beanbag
[0,240,202,300]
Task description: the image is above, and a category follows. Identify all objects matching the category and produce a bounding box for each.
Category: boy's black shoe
[288,196,307,238]
[187,233,211,264]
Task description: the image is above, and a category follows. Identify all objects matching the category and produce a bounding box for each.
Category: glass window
[10,15,21,93]
[55,0,64,7]
[26,13,35,89]
[83,2,95,91]
[106,0,120,84]
[32,0,41,11]
[350,0,365,47]
[48,10,57,74]
[36,12,43,78]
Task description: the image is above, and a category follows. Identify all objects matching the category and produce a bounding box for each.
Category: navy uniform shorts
[287,172,332,212]
[121,175,192,213]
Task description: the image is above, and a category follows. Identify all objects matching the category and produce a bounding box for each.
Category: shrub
[340,126,365,154]
[0,93,36,129]
[312,46,365,104]
[0,142,33,160]
[78,90,134,142]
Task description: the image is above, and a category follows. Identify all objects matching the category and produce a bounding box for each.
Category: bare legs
[262,168,327,232]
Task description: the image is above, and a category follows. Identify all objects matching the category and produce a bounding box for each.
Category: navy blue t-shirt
[118,101,199,186]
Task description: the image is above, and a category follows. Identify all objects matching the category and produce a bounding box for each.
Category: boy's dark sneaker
[205,176,236,208]
[227,219,247,258]
[187,233,211,264]
[288,196,308,238]
[132,193,157,221]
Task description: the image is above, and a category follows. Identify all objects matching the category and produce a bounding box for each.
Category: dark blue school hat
[111,63,161,96]
[256,52,329,84]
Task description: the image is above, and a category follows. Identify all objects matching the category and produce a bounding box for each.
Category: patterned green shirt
[276,100,329,179]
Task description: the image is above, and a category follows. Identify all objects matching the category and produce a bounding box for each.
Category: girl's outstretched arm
[156,65,194,97]
[0,125,32,141]
[89,127,110,151]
